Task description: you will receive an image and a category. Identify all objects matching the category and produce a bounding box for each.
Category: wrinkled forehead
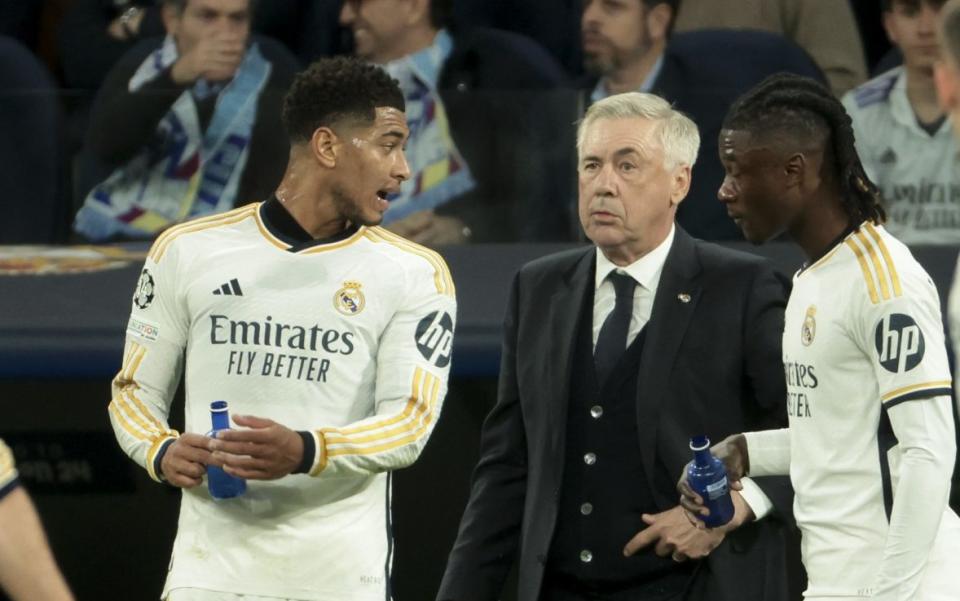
[580,116,662,155]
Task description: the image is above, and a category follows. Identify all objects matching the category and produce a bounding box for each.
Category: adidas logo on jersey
[213,278,243,296]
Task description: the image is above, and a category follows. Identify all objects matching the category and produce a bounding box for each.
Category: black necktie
[594,271,637,387]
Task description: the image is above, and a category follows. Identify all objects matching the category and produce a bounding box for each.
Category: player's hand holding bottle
[678,433,749,524]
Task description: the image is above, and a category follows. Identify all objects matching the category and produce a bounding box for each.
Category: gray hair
[941,0,960,66]
[576,92,700,170]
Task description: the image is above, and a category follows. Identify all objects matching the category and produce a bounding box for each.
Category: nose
[582,0,600,28]
[918,6,938,34]
[339,0,356,26]
[394,149,411,183]
[717,175,737,204]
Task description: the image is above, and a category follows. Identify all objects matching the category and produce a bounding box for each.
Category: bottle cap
[211,400,228,412]
[690,435,710,450]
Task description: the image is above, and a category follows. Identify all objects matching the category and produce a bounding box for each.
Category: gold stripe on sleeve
[326,370,442,458]
[845,239,880,304]
[855,231,890,301]
[865,223,902,297]
[881,380,953,402]
[150,204,258,262]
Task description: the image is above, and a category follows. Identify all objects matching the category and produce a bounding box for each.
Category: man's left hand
[623,505,726,562]
[207,415,304,480]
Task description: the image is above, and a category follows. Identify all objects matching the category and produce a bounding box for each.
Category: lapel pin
[677,293,691,303]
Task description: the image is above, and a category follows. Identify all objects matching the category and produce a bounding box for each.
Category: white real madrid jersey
[842,67,960,244]
[774,222,959,598]
[108,202,456,600]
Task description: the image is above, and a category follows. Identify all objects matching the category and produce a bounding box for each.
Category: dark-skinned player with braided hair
[679,73,960,601]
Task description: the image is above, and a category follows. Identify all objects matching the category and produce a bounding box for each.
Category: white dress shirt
[592,225,674,350]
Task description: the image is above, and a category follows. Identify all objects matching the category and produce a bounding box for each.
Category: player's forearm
[0,487,74,601]
[742,428,791,477]
[871,447,953,600]
[872,397,956,601]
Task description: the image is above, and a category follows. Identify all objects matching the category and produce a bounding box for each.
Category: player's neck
[790,192,852,261]
[602,44,665,96]
[275,166,349,240]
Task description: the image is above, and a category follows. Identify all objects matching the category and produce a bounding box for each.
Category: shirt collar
[591,54,664,103]
[594,224,675,291]
[384,28,453,91]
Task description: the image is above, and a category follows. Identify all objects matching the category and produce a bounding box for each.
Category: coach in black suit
[437,92,801,601]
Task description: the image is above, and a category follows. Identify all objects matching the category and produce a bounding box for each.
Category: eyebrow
[581,147,645,162]
[380,130,407,140]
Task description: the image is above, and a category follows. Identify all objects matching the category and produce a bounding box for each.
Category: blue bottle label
[705,476,728,500]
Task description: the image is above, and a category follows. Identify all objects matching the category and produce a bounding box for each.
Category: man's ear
[407,0,432,27]
[669,164,692,207]
[161,3,181,37]
[645,3,673,45]
[312,127,340,168]
[784,152,806,188]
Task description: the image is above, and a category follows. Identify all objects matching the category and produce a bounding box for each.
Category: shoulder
[839,223,934,306]
[147,204,260,266]
[843,67,901,112]
[362,227,455,298]
[518,246,592,280]
[692,239,776,278]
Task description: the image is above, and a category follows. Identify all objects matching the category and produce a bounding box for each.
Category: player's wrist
[292,431,315,474]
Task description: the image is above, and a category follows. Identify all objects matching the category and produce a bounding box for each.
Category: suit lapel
[541,248,595,455]
[635,229,702,481]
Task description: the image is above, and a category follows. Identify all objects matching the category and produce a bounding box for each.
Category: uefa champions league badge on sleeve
[0,245,147,276]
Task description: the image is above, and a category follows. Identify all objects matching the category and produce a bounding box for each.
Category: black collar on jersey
[799,220,859,273]
[260,196,360,252]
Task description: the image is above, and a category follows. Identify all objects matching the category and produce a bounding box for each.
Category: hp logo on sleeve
[874,313,924,373]
[415,311,454,367]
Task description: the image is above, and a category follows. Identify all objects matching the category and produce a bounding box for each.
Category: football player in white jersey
[680,73,960,601]
[109,56,457,600]
[0,438,74,601]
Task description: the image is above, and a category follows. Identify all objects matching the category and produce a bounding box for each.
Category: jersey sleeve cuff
[0,477,20,501]
[147,434,179,483]
[308,430,328,477]
[881,381,952,409]
[293,431,316,474]
[737,476,774,521]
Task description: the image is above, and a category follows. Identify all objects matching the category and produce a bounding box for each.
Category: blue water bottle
[686,435,734,528]
[206,400,246,499]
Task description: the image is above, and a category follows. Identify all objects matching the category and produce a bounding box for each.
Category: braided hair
[722,73,885,225]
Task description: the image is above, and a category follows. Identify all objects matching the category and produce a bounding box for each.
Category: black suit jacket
[438,228,801,601]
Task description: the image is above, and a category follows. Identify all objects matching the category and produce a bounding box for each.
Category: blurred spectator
[851,0,898,73]
[452,0,583,77]
[674,0,867,96]
[58,0,167,94]
[579,0,825,240]
[842,0,956,244]
[73,0,298,241]
[339,0,571,245]
[0,34,67,244]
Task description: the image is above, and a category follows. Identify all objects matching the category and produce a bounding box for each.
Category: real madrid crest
[801,305,816,346]
[334,281,365,316]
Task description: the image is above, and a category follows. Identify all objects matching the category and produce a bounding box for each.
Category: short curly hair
[282,57,405,143]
